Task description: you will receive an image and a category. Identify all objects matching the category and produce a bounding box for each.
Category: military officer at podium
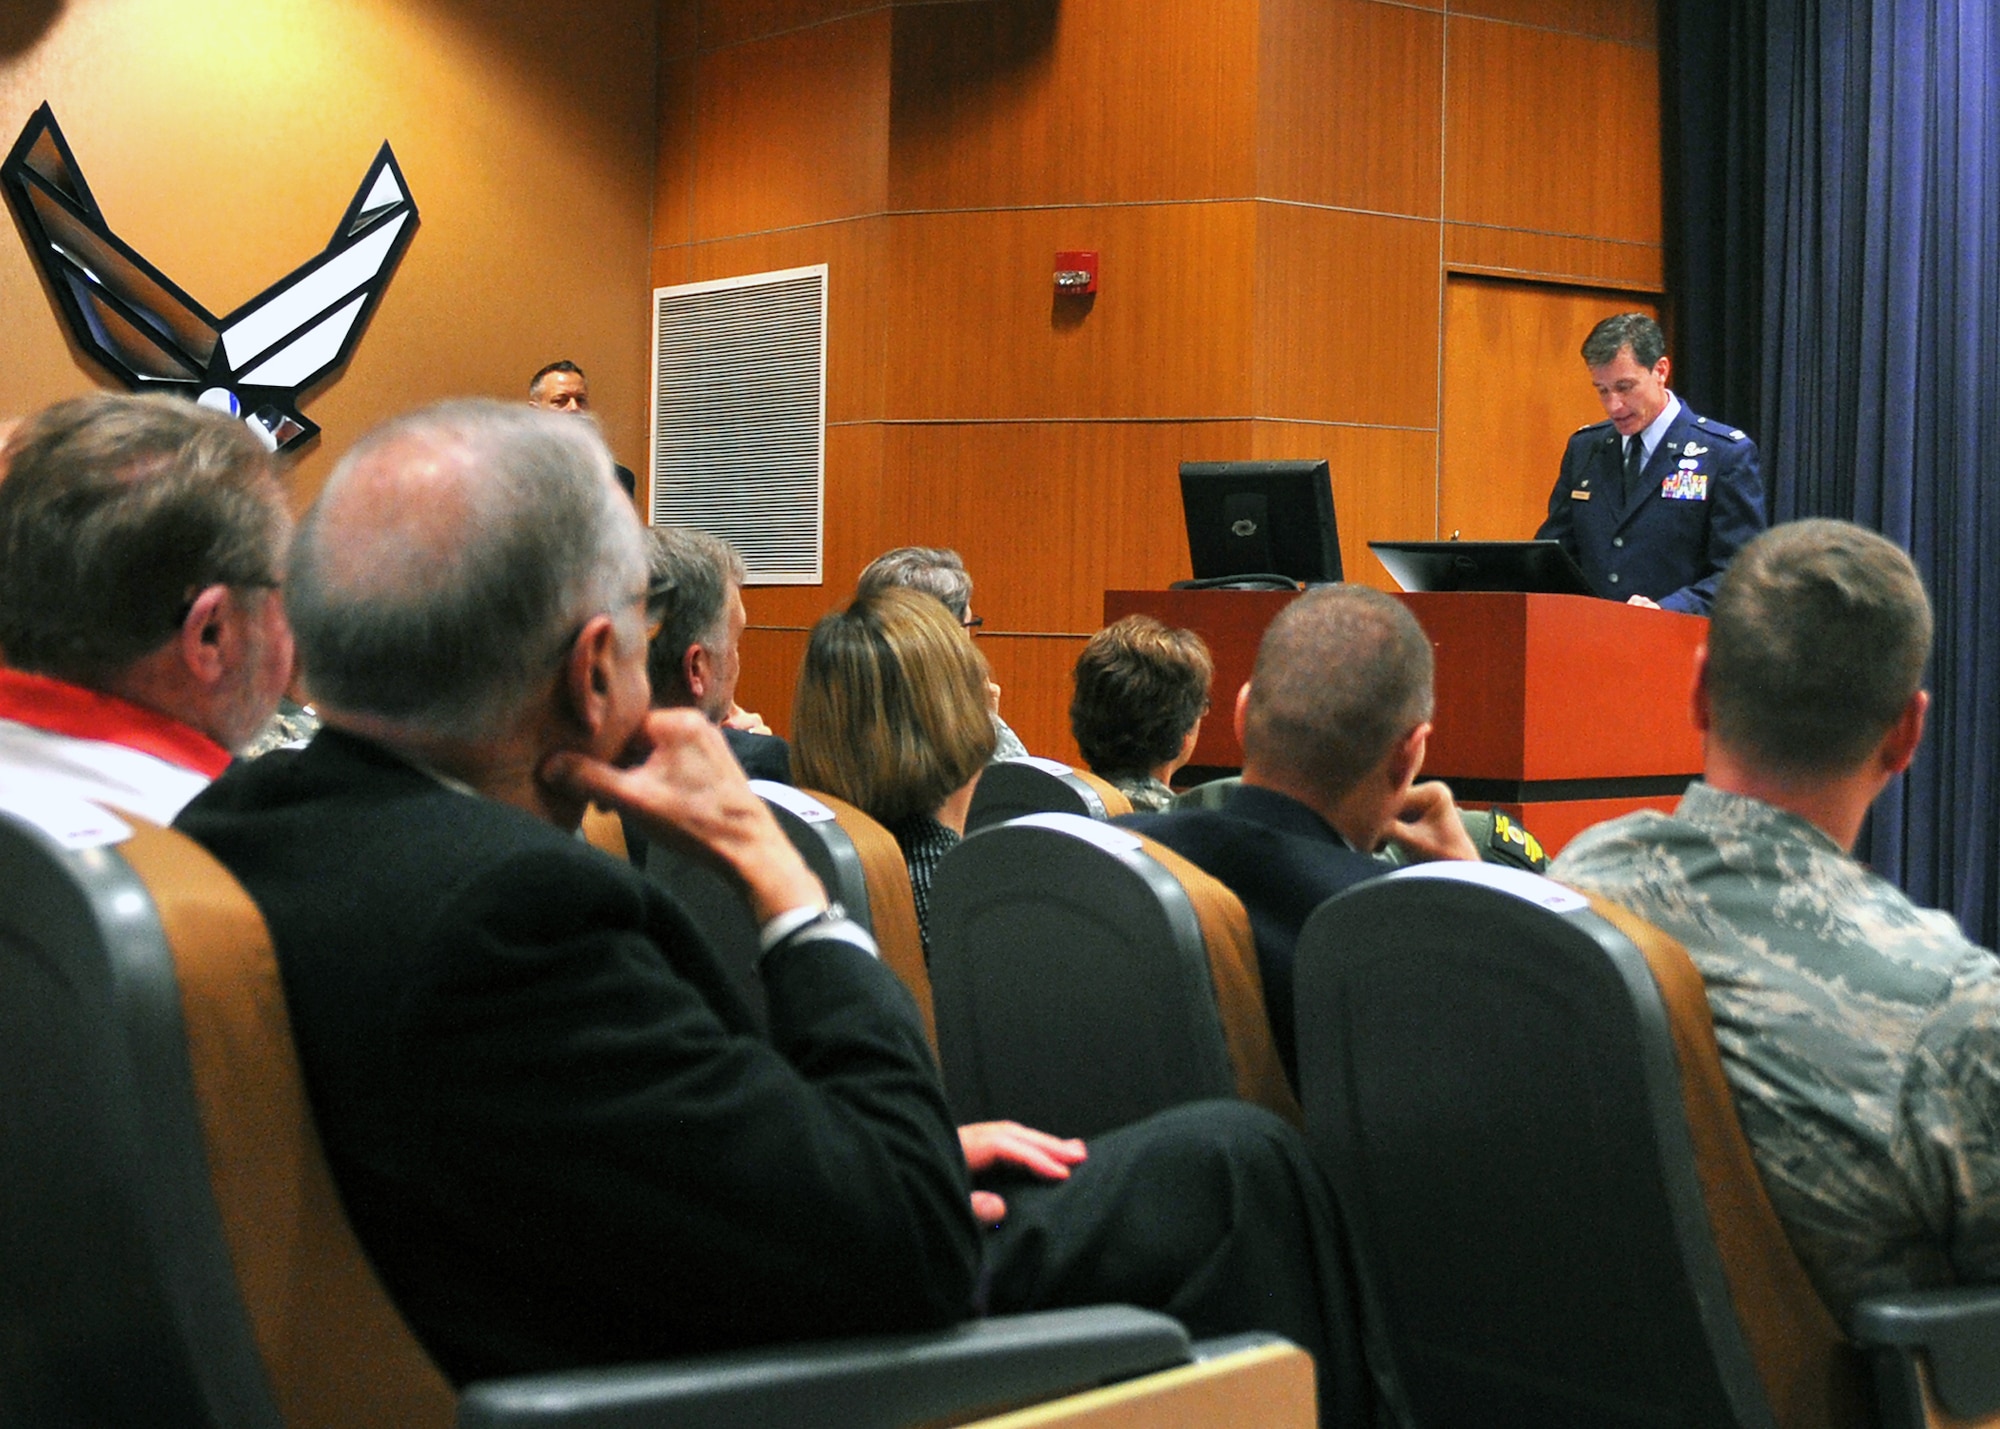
[1536,313,1766,615]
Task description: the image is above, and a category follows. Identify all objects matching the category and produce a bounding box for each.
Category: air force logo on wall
[1,104,417,453]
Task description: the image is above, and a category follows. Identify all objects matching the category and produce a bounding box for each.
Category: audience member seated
[174,400,1376,1427]
[1552,519,2000,1321]
[642,526,789,782]
[1070,615,1212,813]
[1122,585,1477,1084]
[856,545,1030,760]
[793,587,996,959]
[527,358,636,499]
[0,394,293,823]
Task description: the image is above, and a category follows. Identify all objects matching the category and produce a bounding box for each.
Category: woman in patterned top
[793,587,997,960]
[1068,615,1212,813]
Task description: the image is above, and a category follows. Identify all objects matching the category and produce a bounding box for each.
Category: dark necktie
[1623,435,1645,504]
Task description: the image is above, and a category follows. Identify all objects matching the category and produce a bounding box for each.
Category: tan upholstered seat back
[1069,770,1134,819]
[1583,894,1868,1429]
[804,789,937,1054]
[578,803,629,862]
[1130,833,1302,1128]
[116,822,456,1429]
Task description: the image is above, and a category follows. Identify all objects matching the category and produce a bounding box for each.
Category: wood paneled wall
[657,0,1662,760]
[1,0,659,510]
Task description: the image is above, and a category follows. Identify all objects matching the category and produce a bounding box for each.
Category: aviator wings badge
[2,103,418,453]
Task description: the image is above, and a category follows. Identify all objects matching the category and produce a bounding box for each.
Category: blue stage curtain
[1669,0,2000,943]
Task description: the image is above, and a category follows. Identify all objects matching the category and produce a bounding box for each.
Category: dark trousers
[979,1100,1381,1429]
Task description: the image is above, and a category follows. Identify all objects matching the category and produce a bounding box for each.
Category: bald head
[289,399,645,739]
[1242,585,1434,804]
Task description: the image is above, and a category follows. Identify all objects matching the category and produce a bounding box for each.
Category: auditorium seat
[1292,861,2000,1429]
[0,804,1307,1429]
[965,758,1133,833]
[792,786,937,1053]
[927,811,1299,1138]
[577,803,628,861]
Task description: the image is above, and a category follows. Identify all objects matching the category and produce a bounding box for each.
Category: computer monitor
[1179,459,1342,585]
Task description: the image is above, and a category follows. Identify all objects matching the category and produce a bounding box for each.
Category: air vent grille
[650,265,826,584]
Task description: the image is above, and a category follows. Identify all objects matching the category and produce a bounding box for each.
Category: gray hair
[644,525,745,707]
[0,393,286,685]
[1707,520,1932,776]
[856,546,974,623]
[1242,585,1434,802]
[288,399,645,739]
[1581,312,1667,369]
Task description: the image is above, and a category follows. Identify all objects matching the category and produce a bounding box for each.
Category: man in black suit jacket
[1124,586,1478,1083]
[177,401,1373,1423]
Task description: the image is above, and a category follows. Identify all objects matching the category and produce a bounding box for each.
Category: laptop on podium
[1368,539,1594,597]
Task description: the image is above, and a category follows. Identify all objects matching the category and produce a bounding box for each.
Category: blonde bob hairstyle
[793,586,999,826]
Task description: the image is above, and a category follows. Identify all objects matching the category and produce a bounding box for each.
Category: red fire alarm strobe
[1055,251,1098,294]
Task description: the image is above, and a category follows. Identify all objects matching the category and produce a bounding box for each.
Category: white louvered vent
[650,265,826,584]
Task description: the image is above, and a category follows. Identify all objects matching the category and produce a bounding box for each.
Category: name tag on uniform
[1571,489,1592,501]
[1661,468,1709,501]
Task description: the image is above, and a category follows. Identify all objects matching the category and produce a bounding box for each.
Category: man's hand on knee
[959,1121,1088,1227]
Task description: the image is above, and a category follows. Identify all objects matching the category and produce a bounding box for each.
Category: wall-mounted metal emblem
[2,103,418,452]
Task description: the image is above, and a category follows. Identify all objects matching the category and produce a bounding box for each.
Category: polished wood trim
[1445,223,1665,290]
[964,1341,1316,1429]
[882,204,1258,421]
[1439,275,1659,544]
[657,216,888,424]
[690,10,890,239]
[1444,15,1662,245]
[1258,0,1444,217]
[1255,204,1440,428]
[1452,0,1658,47]
[888,0,1258,209]
[698,0,888,53]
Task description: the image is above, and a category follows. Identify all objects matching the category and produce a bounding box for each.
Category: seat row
[10,780,1995,1429]
[711,775,2000,1429]
[0,807,1313,1429]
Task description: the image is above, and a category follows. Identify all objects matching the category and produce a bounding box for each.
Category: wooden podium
[1102,590,1707,853]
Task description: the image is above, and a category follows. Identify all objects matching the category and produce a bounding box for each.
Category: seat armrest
[1852,1287,2000,1423]
[455,1306,1191,1429]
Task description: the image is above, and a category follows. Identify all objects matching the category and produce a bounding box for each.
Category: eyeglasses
[961,615,984,631]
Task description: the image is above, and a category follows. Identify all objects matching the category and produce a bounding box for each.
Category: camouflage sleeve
[1893,974,2000,1285]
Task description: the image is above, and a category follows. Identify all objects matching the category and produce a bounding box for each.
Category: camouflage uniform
[990,712,1029,763]
[239,699,321,761]
[1104,771,1176,814]
[1552,781,2000,1320]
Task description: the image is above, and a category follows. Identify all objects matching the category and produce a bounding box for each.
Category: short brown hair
[1581,312,1666,368]
[0,393,284,685]
[1242,585,1434,802]
[1070,615,1212,777]
[1706,520,1931,776]
[644,526,745,707]
[793,586,998,825]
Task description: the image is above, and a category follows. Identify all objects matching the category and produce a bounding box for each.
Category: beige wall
[1,0,658,508]
[659,0,1663,757]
